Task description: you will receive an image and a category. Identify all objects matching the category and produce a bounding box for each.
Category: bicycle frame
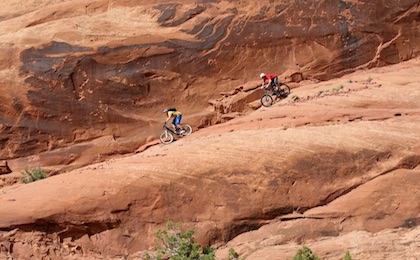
[163,124,176,134]
[261,83,277,95]
[163,124,185,136]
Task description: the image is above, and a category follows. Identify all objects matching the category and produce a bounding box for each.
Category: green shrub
[332,85,344,92]
[344,251,352,260]
[291,95,300,102]
[293,246,320,260]
[21,167,47,183]
[228,248,240,260]
[145,220,216,260]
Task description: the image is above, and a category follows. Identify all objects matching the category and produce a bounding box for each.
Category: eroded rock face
[0,161,11,175]
[0,59,419,259]
[0,0,419,161]
[0,1,419,259]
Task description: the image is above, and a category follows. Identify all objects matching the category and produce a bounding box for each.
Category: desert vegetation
[144,222,353,260]
[21,167,47,183]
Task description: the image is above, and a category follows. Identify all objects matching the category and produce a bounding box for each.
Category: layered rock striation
[0,58,419,259]
[0,0,418,162]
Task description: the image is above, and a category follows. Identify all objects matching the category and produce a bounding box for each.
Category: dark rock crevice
[4,219,121,242]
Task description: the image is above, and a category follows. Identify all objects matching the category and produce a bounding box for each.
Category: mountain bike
[159,123,193,144]
[260,82,291,107]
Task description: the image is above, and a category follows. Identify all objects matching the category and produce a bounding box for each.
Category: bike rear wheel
[181,123,193,135]
[159,130,174,144]
[261,94,274,107]
[277,83,291,97]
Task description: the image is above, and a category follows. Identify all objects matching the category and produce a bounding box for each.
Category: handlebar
[261,83,270,89]
[261,83,273,93]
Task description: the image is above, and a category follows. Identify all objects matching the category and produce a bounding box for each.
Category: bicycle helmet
[260,73,266,78]
[163,107,176,113]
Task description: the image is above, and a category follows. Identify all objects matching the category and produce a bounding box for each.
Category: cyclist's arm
[165,114,171,123]
[261,83,267,89]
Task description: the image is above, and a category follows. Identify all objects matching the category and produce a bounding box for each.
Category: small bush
[332,85,344,92]
[344,251,352,260]
[228,248,240,260]
[291,95,300,102]
[21,167,47,183]
[293,246,320,260]
[144,220,216,260]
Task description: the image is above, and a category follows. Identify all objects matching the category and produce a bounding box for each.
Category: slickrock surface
[0,0,419,259]
[0,59,419,259]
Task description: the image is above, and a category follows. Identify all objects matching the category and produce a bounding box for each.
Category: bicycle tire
[181,123,193,135]
[159,130,174,144]
[261,94,274,107]
[278,83,291,97]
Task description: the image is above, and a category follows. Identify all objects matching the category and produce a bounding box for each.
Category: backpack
[167,107,177,112]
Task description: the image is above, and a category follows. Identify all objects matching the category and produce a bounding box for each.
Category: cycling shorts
[172,115,182,125]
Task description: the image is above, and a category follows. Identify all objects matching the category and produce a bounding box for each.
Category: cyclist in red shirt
[260,73,279,87]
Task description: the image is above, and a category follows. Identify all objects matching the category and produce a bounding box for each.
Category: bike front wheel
[181,123,193,135]
[261,94,274,107]
[159,130,174,144]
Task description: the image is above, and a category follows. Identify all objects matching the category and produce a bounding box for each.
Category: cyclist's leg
[272,77,281,94]
[175,115,182,127]
[174,116,182,133]
[172,117,177,131]
[270,81,278,93]
[177,115,186,133]
[273,76,279,86]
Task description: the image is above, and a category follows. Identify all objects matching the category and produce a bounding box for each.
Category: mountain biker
[163,108,185,134]
[260,73,279,88]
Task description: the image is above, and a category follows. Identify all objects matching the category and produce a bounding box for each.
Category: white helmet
[260,73,266,78]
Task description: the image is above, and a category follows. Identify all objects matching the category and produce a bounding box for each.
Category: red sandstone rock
[0,161,11,175]
[0,0,419,161]
[0,59,419,259]
[0,0,419,259]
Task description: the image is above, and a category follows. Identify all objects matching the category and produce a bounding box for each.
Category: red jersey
[265,74,277,79]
